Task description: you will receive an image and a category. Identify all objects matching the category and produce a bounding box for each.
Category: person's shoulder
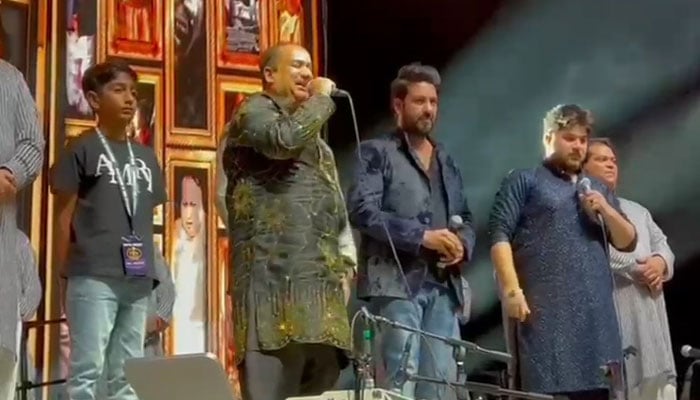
[239,92,273,111]
[0,59,23,82]
[617,197,647,214]
[15,229,30,249]
[64,129,98,153]
[360,133,400,151]
[586,175,610,191]
[506,167,538,181]
[436,141,470,168]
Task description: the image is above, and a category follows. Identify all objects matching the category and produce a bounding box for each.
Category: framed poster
[215,75,261,140]
[104,0,163,60]
[269,0,322,75]
[165,149,221,357]
[129,65,163,163]
[0,0,30,74]
[215,0,270,71]
[165,0,215,148]
[63,0,100,122]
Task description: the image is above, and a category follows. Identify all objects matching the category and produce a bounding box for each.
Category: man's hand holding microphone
[422,216,466,268]
[307,77,336,97]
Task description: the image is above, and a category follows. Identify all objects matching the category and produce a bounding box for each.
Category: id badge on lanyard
[96,130,149,277]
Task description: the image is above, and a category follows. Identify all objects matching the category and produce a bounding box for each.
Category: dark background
[325,0,700,389]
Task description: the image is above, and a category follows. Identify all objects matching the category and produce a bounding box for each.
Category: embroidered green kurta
[222,92,354,365]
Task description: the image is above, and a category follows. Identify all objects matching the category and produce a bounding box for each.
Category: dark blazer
[346,131,476,306]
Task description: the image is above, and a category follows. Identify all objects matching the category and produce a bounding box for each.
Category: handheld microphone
[682,345,700,359]
[579,177,593,194]
[436,215,465,270]
[448,215,465,231]
[578,177,604,225]
[393,339,413,388]
[331,88,349,97]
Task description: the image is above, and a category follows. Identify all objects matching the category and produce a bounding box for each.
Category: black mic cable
[320,0,330,142]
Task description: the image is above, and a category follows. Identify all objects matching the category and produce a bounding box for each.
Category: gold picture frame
[215,75,261,141]
[153,233,163,254]
[64,119,96,139]
[214,0,270,71]
[164,0,216,148]
[130,65,164,164]
[153,204,163,226]
[163,149,222,358]
[103,0,163,60]
[218,235,240,395]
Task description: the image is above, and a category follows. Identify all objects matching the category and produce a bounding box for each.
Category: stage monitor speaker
[287,388,414,400]
[125,353,235,400]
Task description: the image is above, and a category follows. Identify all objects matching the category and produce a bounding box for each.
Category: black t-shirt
[425,153,449,284]
[51,131,167,282]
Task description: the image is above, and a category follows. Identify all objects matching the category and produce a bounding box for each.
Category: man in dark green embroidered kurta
[221,43,355,400]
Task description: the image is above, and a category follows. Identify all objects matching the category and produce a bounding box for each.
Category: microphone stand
[366,310,512,363]
[406,373,554,400]
[354,313,375,400]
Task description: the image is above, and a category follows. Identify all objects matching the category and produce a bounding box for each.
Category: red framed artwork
[269,0,322,75]
[215,0,270,70]
[105,0,163,60]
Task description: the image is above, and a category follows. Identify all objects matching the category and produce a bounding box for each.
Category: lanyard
[96,129,139,233]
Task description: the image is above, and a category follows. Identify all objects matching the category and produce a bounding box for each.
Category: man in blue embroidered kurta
[348,64,476,400]
[488,104,636,399]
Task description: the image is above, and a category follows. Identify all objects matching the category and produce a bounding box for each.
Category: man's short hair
[390,63,441,101]
[584,137,617,163]
[259,43,296,83]
[543,104,594,135]
[81,60,137,96]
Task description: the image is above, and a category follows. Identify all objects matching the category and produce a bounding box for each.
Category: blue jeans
[371,284,461,400]
[65,276,151,400]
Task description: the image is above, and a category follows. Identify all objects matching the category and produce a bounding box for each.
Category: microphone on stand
[393,339,413,390]
[331,88,350,97]
[357,307,375,390]
[682,345,700,359]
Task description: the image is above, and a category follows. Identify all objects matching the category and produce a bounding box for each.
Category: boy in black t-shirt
[50,60,167,400]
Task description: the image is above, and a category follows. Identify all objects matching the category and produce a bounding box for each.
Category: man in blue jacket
[347,63,476,400]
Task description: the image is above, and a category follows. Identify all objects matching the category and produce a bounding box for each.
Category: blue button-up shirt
[346,131,476,304]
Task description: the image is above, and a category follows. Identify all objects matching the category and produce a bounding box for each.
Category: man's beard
[404,116,434,137]
[551,152,582,173]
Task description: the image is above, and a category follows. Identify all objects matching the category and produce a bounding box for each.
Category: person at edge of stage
[346,63,476,400]
[584,137,676,400]
[0,57,45,400]
[488,104,637,400]
[221,42,357,400]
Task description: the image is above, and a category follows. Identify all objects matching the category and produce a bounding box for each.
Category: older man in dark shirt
[347,63,476,400]
[222,43,354,400]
